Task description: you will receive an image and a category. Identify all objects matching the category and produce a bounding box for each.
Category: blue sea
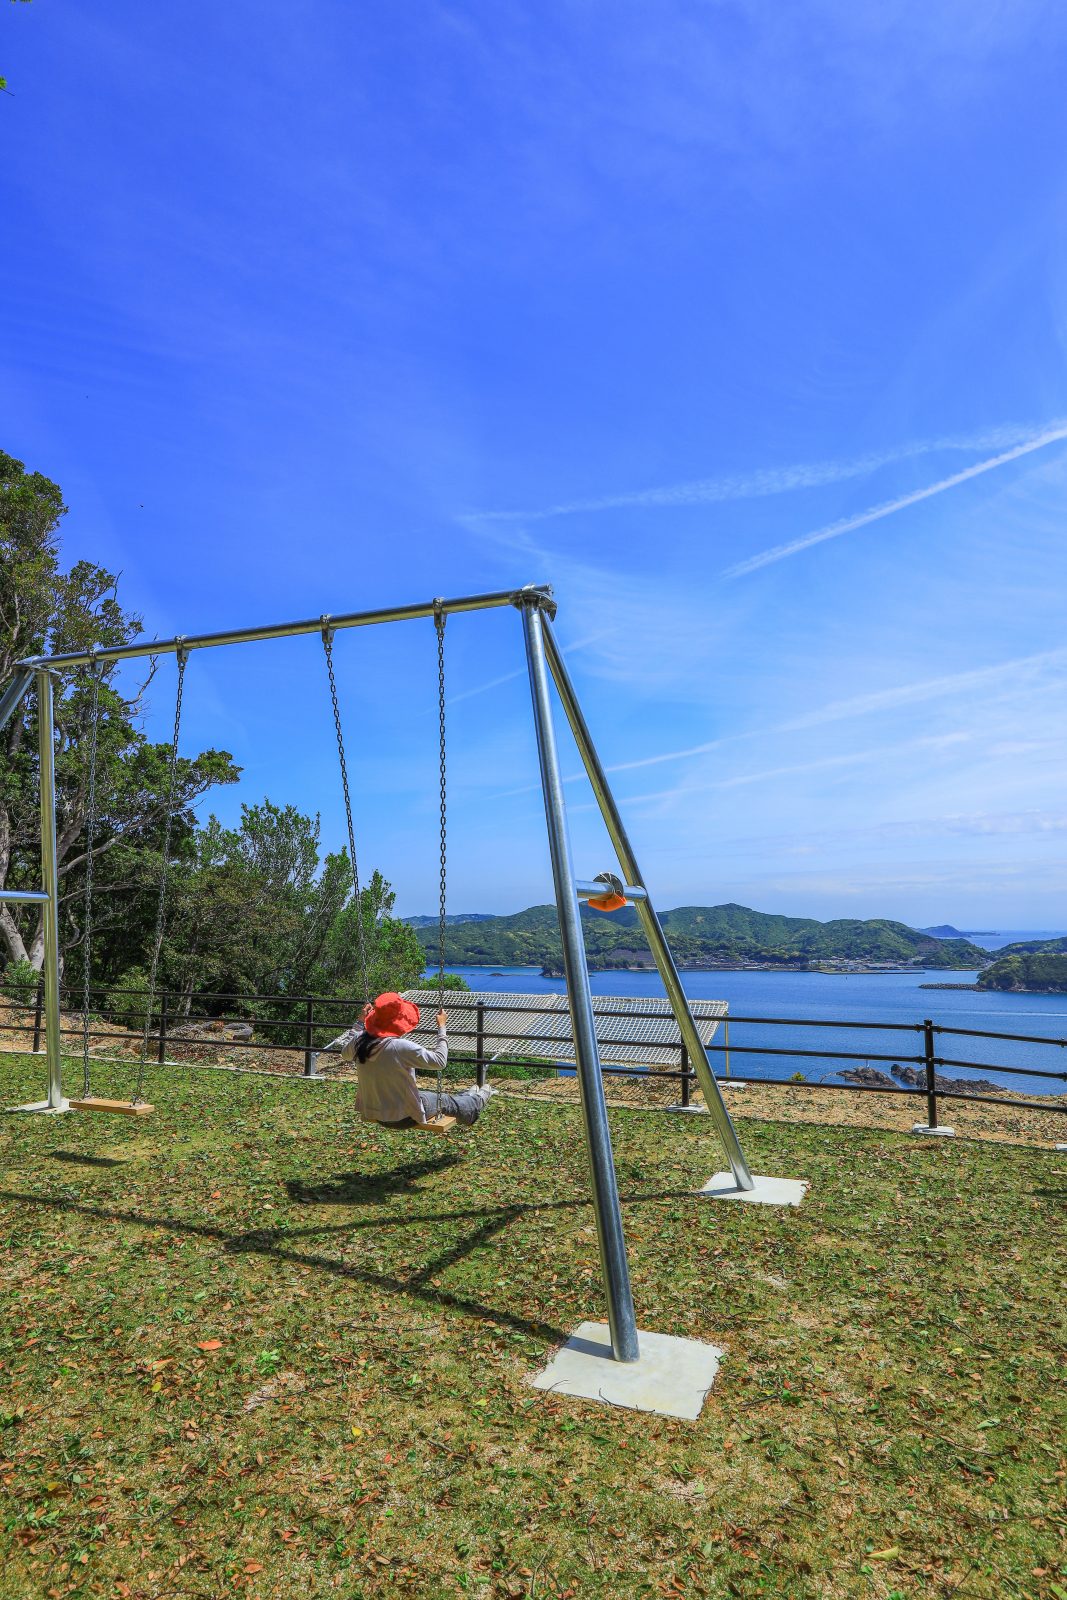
[434,956,1067,1098]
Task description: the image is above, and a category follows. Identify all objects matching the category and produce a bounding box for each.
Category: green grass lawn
[1,1054,1064,1600]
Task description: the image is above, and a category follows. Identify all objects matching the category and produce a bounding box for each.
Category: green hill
[986,935,1067,959]
[413,901,988,972]
[978,950,1067,992]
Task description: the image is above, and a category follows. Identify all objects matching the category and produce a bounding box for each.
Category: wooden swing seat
[414,1115,457,1135]
[69,1097,154,1118]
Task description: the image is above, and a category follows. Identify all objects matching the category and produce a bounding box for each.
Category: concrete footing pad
[699,1171,808,1206]
[1055,1143,1067,1153]
[529,1321,724,1419]
[911,1123,955,1137]
[6,1099,70,1115]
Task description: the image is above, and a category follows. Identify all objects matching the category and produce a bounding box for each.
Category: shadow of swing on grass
[0,1186,567,1346]
[48,1149,130,1169]
[285,1152,463,1206]
[0,1179,713,1354]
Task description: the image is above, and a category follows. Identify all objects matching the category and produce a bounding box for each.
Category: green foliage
[978,950,1067,992]
[0,447,240,981]
[105,967,151,1032]
[1,956,38,1006]
[426,971,470,992]
[156,808,427,1030]
[414,901,990,972]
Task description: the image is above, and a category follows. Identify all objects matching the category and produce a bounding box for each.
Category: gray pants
[379,1088,486,1129]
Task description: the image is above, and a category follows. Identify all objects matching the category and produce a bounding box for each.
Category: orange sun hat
[364,992,421,1037]
[587,891,628,912]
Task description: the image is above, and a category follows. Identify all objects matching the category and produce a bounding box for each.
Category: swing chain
[80,651,103,1099]
[433,601,447,1114]
[137,645,187,1097]
[434,601,447,994]
[322,618,371,1005]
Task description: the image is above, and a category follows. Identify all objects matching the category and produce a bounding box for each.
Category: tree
[0,449,239,974]
[309,867,428,1001]
[156,805,431,1011]
[159,804,352,1006]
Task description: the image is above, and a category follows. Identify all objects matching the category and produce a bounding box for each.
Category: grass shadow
[286,1152,462,1206]
[0,1187,567,1346]
[49,1150,128,1169]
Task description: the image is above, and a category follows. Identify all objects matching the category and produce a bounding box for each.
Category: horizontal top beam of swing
[16,583,555,673]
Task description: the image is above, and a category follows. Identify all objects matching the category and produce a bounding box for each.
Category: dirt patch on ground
[500,1071,1067,1147]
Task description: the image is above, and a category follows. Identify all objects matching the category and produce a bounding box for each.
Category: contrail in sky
[464,420,1058,526]
[722,420,1067,579]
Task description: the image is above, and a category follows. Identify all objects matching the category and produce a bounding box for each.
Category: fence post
[303,997,317,1077]
[476,1001,486,1087]
[32,978,44,1052]
[679,1042,690,1107]
[157,993,168,1065]
[923,1019,938,1129]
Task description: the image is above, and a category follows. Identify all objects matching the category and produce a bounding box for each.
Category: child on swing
[336,992,496,1128]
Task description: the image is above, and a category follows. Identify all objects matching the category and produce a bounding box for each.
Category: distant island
[923,936,1067,994]
[408,902,989,975]
[921,924,999,938]
[977,945,1067,993]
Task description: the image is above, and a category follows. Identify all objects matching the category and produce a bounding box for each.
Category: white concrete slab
[529,1321,724,1419]
[911,1123,955,1138]
[700,1171,808,1206]
[5,1098,70,1115]
[1055,1143,1067,1152]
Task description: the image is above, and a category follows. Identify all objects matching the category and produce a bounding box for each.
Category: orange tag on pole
[587,892,628,912]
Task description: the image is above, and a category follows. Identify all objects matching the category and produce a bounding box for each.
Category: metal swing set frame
[0,581,764,1365]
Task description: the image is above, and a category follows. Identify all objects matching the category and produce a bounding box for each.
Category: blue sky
[4,1,1067,926]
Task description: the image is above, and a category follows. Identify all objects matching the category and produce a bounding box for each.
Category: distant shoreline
[445,962,978,978]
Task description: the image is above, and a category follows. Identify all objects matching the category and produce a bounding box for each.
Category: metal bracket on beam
[511,583,557,619]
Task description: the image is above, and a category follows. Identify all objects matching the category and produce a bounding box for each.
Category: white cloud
[463,420,1059,528]
[584,643,1067,780]
[721,420,1067,578]
[569,731,974,814]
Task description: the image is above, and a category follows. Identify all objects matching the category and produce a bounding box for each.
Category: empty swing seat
[69,1097,154,1118]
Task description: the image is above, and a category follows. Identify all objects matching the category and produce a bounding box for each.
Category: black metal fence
[1,982,1066,1125]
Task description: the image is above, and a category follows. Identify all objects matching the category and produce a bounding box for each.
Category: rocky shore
[839,1062,1002,1094]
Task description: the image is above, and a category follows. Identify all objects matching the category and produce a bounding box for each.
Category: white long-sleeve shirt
[341,1027,448,1125]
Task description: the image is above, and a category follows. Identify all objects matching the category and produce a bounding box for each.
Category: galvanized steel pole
[0,667,33,735]
[521,599,640,1363]
[541,617,754,1191]
[36,670,67,1112]
[16,585,553,673]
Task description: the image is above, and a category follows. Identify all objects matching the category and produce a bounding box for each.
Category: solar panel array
[402,990,726,1067]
